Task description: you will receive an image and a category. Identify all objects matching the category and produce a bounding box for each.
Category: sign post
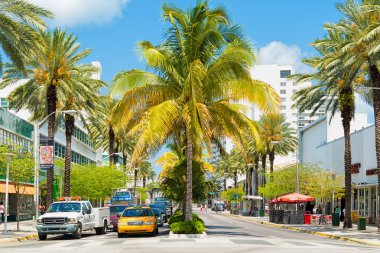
[39,138,54,170]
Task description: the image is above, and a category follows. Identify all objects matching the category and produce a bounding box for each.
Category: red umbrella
[276,193,314,203]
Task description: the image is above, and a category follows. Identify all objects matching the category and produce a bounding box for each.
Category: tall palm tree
[258,113,297,176]
[60,68,105,197]
[0,29,101,207]
[329,0,380,230]
[0,0,52,72]
[291,24,359,228]
[110,1,278,220]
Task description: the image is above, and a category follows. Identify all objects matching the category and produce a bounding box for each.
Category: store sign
[366,168,380,176]
[351,163,361,174]
[40,138,54,169]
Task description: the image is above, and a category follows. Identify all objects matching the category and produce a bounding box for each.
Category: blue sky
[29,0,342,82]
[27,0,346,174]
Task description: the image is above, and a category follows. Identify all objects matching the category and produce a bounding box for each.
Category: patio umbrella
[276,193,314,203]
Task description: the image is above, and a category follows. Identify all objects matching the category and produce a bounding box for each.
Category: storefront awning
[0,182,36,195]
[243,195,263,200]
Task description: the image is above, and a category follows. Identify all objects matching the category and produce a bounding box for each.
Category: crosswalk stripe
[43,241,77,248]
[82,240,105,247]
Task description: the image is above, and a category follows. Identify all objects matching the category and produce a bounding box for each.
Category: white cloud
[257,41,312,73]
[28,0,130,27]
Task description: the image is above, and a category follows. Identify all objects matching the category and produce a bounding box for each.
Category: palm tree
[291,24,359,228]
[0,0,52,72]
[258,114,297,177]
[0,29,101,207]
[110,1,278,221]
[138,158,155,188]
[329,0,380,230]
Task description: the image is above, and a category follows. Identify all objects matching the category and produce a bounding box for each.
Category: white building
[250,64,324,129]
[299,111,378,223]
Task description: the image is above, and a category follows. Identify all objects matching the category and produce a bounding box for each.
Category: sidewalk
[223,213,380,247]
[0,220,38,243]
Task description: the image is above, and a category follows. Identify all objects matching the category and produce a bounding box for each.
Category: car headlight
[118,222,128,226]
[37,218,43,225]
[144,221,154,225]
[68,218,78,224]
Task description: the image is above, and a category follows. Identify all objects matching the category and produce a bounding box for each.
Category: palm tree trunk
[254,155,259,196]
[224,178,227,191]
[16,192,19,231]
[342,114,353,229]
[369,64,380,231]
[46,84,57,208]
[269,150,275,182]
[249,166,254,195]
[143,176,146,188]
[109,126,115,164]
[234,171,237,189]
[185,127,193,221]
[114,141,119,164]
[64,114,74,197]
[261,154,267,187]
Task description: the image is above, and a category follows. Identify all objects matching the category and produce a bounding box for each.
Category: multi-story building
[250,64,324,129]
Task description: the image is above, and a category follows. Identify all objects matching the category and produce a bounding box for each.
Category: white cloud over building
[257,41,312,74]
[28,0,130,27]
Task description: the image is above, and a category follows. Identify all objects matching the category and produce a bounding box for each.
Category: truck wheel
[38,234,47,240]
[73,224,82,239]
[96,221,108,235]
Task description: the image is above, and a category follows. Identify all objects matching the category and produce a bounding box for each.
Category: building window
[280,70,291,78]
[281,98,286,102]
[299,123,305,127]
[280,90,286,95]
[280,82,286,87]
[1,98,9,109]
[281,105,286,110]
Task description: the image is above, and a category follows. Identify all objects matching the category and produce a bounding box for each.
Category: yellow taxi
[117,206,158,237]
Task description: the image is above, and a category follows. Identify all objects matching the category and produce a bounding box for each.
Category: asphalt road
[0,209,378,253]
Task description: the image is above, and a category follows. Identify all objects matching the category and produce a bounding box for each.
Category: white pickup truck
[36,200,110,240]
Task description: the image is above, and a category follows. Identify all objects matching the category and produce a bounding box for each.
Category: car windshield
[47,203,81,213]
[115,191,131,197]
[122,208,153,217]
[110,206,127,214]
[152,208,160,215]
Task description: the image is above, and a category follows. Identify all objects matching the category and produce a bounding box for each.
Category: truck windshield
[47,203,81,213]
[122,209,153,217]
[115,191,131,197]
[110,205,127,214]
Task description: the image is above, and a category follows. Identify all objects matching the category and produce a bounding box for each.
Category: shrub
[170,220,205,234]
[168,211,204,225]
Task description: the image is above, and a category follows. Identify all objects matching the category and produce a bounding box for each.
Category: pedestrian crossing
[5,236,376,251]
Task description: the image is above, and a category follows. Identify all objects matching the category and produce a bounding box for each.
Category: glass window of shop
[0,108,33,139]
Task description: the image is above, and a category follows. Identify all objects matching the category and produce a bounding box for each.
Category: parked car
[109,204,128,231]
[117,206,158,237]
[36,197,110,240]
[149,203,167,222]
[151,208,163,226]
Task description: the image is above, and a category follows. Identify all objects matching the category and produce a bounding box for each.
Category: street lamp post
[33,110,77,225]
[134,167,139,205]
[2,153,15,235]
[332,173,336,213]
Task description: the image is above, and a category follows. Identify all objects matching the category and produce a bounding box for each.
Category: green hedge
[168,211,204,225]
[170,220,205,234]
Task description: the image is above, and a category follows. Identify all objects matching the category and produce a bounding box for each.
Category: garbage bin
[357,217,366,230]
[332,213,340,227]
[352,211,358,223]
[304,213,311,224]
[260,209,265,217]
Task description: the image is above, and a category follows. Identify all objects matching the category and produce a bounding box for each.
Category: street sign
[40,137,54,169]
[233,193,238,199]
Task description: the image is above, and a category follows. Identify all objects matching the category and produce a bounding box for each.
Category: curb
[0,234,38,244]
[222,214,380,247]
[168,231,208,239]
